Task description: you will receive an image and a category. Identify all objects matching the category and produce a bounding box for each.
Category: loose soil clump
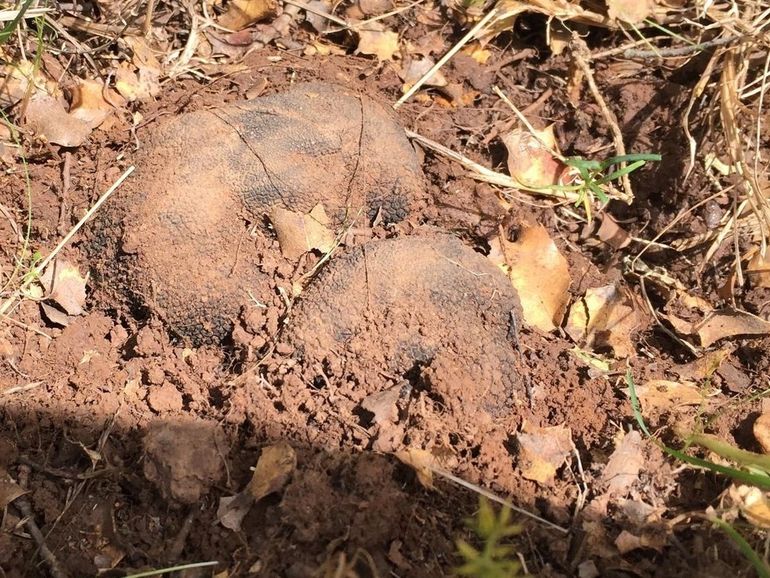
[90,82,423,345]
[285,234,524,423]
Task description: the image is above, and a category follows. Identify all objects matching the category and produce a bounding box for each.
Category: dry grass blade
[405,129,580,202]
[393,8,498,109]
[0,166,134,319]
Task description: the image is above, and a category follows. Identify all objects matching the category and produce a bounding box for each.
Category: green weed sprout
[626,370,770,577]
[455,496,524,578]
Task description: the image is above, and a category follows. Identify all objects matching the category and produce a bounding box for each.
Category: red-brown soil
[0,41,768,578]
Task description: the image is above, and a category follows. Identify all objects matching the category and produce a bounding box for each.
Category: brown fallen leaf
[0,467,26,509]
[24,95,91,147]
[270,204,335,260]
[565,284,639,358]
[600,429,643,496]
[361,385,401,425]
[400,57,447,90]
[356,23,400,61]
[674,347,729,380]
[502,125,565,188]
[691,309,770,348]
[394,447,437,489]
[489,222,571,332]
[217,441,296,531]
[206,29,257,59]
[70,79,121,129]
[516,422,573,484]
[596,213,631,250]
[748,250,770,288]
[219,0,278,30]
[631,380,707,414]
[39,260,88,316]
[614,529,666,554]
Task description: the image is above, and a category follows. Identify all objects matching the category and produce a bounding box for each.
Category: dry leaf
[748,250,770,288]
[40,260,88,316]
[217,441,296,531]
[755,413,770,454]
[70,79,120,130]
[565,284,639,358]
[24,95,91,147]
[600,430,643,496]
[219,0,278,30]
[394,448,437,489]
[502,126,565,188]
[361,385,401,425]
[596,214,631,250]
[692,310,770,348]
[489,222,571,332]
[0,61,58,107]
[730,485,770,529]
[547,24,570,56]
[270,204,335,260]
[461,43,492,64]
[303,0,333,32]
[631,380,706,414]
[606,0,653,24]
[675,348,729,381]
[400,57,447,89]
[0,467,26,509]
[615,529,666,554]
[356,24,400,61]
[247,441,297,500]
[516,422,573,484]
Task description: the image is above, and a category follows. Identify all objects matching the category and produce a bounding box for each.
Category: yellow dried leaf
[70,79,121,130]
[247,442,297,500]
[502,126,564,188]
[632,380,705,413]
[517,422,573,484]
[731,485,770,529]
[754,413,770,454]
[489,222,570,332]
[748,250,770,288]
[356,25,400,61]
[219,0,278,30]
[217,441,296,531]
[394,448,436,489]
[270,204,336,260]
[565,284,639,358]
[40,260,88,316]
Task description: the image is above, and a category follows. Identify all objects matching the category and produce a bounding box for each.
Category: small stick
[393,8,498,109]
[0,166,134,319]
[431,466,569,534]
[14,465,70,578]
[623,35,741,59]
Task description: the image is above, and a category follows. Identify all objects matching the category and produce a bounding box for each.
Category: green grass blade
[662,446,770,490]
[625,370,651,437]
[0,0,34,44]
[711,517,770,578]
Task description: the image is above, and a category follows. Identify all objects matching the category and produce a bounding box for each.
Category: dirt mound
[282,234,525,453]
[89,82,423,345]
